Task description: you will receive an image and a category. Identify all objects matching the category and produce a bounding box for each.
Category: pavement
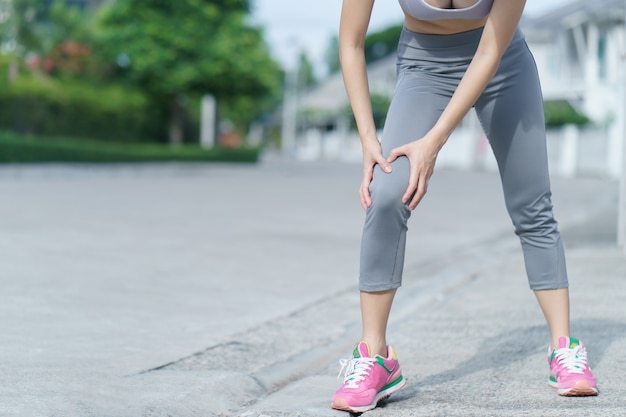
[0,157,624,417]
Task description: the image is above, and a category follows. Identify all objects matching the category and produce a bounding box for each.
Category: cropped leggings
[359,27,568,292]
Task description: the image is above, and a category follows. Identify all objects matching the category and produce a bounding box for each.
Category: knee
[368,163,410,219]
[510,194,559,245]
[370,182,407,216]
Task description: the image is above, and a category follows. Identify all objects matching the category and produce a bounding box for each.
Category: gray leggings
[359,27,568,292]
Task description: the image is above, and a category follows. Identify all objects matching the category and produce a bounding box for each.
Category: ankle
[551,335,577,351]
[361,339,388,357]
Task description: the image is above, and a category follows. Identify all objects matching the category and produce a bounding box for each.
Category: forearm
[339,0,378,148]
[340,47,379,147]
[427,0,526,150]
[340,0,394,207]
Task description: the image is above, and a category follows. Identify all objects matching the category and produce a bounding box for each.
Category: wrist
[361,135,380,149]
[424,126,451,151]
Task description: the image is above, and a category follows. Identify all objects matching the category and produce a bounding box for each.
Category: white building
[292,1,626,178]
[521,0,625,178]
[523,0,625,123]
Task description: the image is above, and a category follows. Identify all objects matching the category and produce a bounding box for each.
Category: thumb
[377,155,392,173]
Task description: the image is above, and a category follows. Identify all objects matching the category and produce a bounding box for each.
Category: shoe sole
[331,375,407,413]
[549,379,598,396]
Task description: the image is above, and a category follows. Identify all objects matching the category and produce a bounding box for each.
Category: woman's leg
[474,32,570,343]
[475,31,597,396]
[360,289,397,357]
[359,69,451,354]
[535,288,570,349]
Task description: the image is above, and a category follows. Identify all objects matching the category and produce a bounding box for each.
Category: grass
[0,131,260,163]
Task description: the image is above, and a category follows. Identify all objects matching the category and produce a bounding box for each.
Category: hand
[387,137,439,210]
[360,141,392,210]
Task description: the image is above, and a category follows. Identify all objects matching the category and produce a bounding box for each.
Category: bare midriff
[403,0,488,34]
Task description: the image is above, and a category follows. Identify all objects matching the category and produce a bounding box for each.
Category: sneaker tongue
[354,341,372,358]
[558,336,580,349]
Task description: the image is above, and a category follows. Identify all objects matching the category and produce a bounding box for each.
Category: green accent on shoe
[568,337,580,349]
[549,349,556,365]
[549,375,557,384]
[376,356,394,374]
[353,346,361,358]
[380,375,404,391]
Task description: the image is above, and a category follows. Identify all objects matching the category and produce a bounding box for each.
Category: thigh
[380,72,451,155]
[474,45,551,216]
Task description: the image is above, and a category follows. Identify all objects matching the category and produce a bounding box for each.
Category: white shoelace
[337,357,376,389]
[554,345,588,374]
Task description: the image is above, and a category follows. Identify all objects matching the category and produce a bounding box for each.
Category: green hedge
[0,76,166,142]
[0,131,260,163]
[544,100,590,127]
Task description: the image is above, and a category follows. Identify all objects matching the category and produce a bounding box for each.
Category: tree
[97,0,282,144]
[364,24,403,64]
[0,0,46,80]
[0,0,44,53]
[298,51,316,88]
[0,0,100,79]
[324,35,340,75]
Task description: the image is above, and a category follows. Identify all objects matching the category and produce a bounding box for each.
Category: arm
[388,0,527,209]
[339,0,393,210]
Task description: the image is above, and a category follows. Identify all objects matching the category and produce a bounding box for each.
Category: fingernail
[384,166,392,173]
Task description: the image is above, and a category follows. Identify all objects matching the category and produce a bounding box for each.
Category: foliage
[370,93,392,125]
[1,1,90,57]
[325,35,340,75]
[298,51,316,88]
[0,0,283,147]
[0,0,106,82]
[0,75,164,142]
[0,0,44,57]
[96,0,283,142]
[544,100,590,127]
[0,130,261,163]
[0,53,10,84]
[364,24,403,64]
[342,92,392,130]
[97,0,275,98]
[43,1,104,79]
[325,24,403,75]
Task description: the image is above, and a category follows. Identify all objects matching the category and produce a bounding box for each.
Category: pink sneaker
[331,341,406,413]
[548,336,598,396]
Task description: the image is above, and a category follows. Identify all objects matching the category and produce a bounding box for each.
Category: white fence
[294,120,621,180]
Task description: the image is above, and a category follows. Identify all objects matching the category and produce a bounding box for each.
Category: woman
[332,0,598,413]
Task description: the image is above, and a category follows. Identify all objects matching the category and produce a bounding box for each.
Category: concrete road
[0,160,619,416]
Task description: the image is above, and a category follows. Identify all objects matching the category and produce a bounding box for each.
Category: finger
[409,188,424,210]
[386,147,404,164]
[360,183,371,209]
[402,170,419,204]
[360,168,374,208]
[358,179,366,208]
[409,176,429,210]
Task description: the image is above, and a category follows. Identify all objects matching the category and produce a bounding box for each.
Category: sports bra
[398,0,494,21]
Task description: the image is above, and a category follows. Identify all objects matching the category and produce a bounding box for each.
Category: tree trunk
[168,94,184,145]
[8,58,18,83]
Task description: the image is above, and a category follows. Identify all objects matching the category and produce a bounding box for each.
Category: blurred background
[0,0,622,165]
